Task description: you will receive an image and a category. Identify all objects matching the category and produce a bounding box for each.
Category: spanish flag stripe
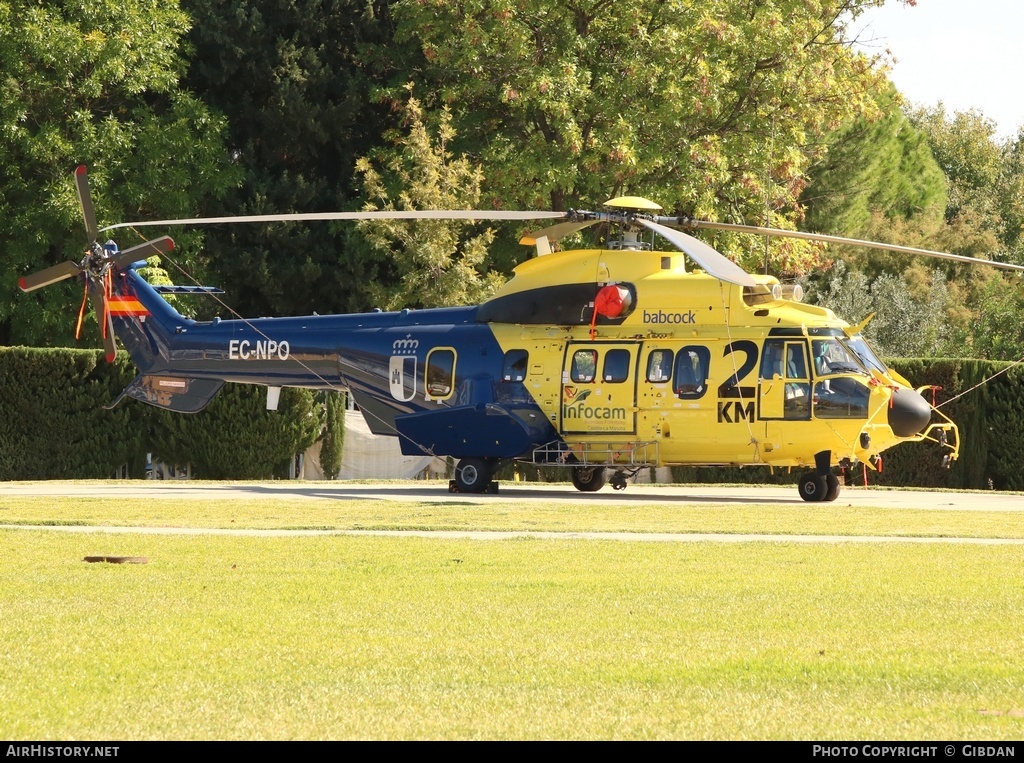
[108,297,150,316]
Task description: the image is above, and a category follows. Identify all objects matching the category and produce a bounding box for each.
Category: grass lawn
[0,484,1022,740]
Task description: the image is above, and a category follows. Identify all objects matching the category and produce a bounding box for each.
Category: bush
[0,347,146,478]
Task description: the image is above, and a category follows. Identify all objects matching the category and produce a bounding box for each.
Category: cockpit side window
[785,342,808,380]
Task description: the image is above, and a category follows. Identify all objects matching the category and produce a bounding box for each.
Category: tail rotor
[18,165,174,361]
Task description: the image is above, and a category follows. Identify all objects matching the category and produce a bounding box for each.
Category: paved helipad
[0,480,1019,511]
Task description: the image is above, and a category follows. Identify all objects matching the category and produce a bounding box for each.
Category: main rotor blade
[520,220,601,245]
[109,236,175,269]
[637,219,757,287]
[675,219,1024,275]
[100,210,567,232]
[75,165,99,243]
[18,261,81,292]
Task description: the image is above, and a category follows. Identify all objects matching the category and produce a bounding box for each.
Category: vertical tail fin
[107,264,226,413]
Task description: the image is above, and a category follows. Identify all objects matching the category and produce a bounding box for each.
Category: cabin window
[502,349,528,382]
[647,349,674,383]
[425,348,455,399]
[674,346,709,399]
[570,349,597,382]
[602,349,631,383]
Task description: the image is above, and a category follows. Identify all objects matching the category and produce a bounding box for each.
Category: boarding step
[530,440,658,468]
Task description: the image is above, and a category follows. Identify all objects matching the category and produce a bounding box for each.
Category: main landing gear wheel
[798,472,841,502]
[571,466,606,492]
[798,472,828,502]
[454,457,493,493]
[824,474,841,502]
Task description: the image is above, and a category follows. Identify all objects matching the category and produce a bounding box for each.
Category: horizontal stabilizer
[107,373,225,413]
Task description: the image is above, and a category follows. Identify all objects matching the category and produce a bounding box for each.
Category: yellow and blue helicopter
[20,167,1024,500]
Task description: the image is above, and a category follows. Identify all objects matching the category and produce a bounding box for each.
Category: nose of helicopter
[888,388,933,437]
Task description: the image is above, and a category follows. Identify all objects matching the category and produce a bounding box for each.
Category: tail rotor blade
[75,165,100,243]
[110,236,175,269]
[88,278,117,363]
[100,312,117,363]
[18,261,81,292]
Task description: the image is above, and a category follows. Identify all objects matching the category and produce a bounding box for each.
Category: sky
[854,0,1024,140]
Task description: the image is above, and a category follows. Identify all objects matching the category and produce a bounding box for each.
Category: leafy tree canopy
[802,84,947,242]
[0,0,236,347]
[384,0,890,274]
[355,99,502,309]
[179,0,406,319]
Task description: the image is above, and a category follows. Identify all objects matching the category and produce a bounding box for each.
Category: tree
[909,105,1002,223]
[810,260,953,358]
[802,85,947,240]
[355,99,503,309]
[998,128,1024,261]
[179,0,408,319]
[318,390,346,479]
[948,273,1024,361]
[0,0,236,347]
[384,0,890,274]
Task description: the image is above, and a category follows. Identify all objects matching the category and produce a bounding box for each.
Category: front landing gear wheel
[798,472,828,502]
[824,474,841,502]
[609,471,628,490]
[571,466,606,492]
[455,457,493,493]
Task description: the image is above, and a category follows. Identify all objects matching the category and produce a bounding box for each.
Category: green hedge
[882,358,1024,491]
[0,348,1019,487]
[673,358,1024,491]
[0,347,329,480]
[152,384,322,479]
[0,348,143,479]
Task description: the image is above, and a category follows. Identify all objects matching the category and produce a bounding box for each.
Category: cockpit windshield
[844,334,888,375]
[811,338,868,377]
